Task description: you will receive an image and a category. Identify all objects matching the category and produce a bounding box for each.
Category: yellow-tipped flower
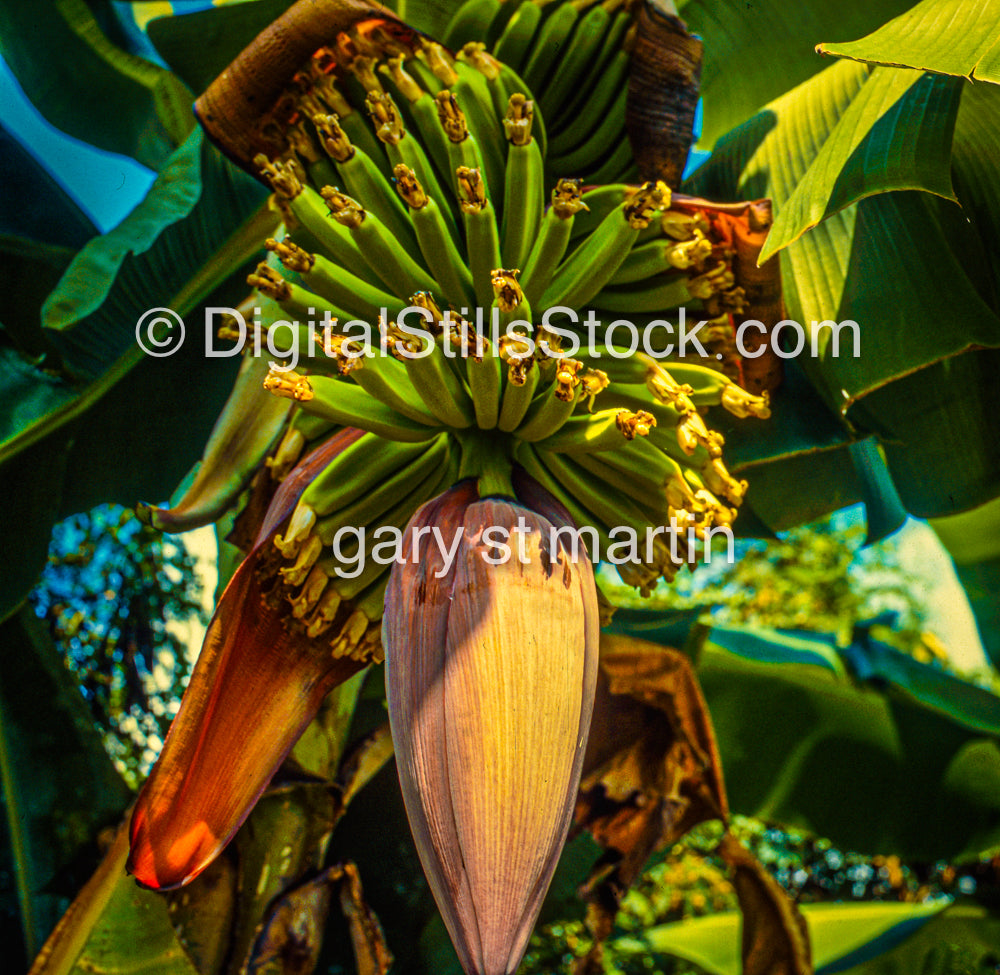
[384,475,599,975]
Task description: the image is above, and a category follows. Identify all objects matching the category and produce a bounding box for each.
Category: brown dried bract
[195,0,422,171]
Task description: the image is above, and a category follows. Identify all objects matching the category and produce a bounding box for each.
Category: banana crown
[229,3,772,614]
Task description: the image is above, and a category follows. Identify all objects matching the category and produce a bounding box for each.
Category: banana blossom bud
[384,474,599,975]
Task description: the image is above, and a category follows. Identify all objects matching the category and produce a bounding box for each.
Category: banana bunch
[444,0,638,183]
[228,19,770,611]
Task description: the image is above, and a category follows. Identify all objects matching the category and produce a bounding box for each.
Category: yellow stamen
[264,369,314,402]
[434,90,468,143]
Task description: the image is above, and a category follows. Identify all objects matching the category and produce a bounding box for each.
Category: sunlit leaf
[817,0,1000,85]
[760,68,961,261]
[631,900,954,975]
[688,58,1000,519]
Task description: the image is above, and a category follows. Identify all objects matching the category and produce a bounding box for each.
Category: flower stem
[457,432,515,499]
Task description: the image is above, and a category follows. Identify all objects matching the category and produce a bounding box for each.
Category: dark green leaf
[0,130,270,623]
[0,607,132,962]
[849,349,1000,518]
[27,824,202,975]
[700,623,1000,860]
[847,439,907,544]
[817,0,1000,84]
[0,126,95,250]
[952,81,1000,287]
[0,0,194,170]
[676,0,915,147]
[146,1,298,98]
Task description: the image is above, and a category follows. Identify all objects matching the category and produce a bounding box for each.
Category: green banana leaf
[607,612,1000,861]
[950,81,1000,293]
[676,0,916,147]
[145,0,298,98]
[817,0,1000,85]
[688,59,1000,520]
[0,130,270,625]
[25,823,202,975]
[759,67,961,261]
[0,125,95,252]
[628,900,1000,975]
[0,607,132,964]
[0,0,194,171]
[0,123,97,360]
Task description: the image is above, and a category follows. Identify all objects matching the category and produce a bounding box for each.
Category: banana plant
[2,1,1000,974]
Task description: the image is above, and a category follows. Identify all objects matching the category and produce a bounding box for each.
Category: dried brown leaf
[718,832,813,975]
[573,633,728,970]
[333,862,393,975]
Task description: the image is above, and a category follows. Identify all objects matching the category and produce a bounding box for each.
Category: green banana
[514,361,581,442]
[310,75,388,164]
[401,324,477,428]
[607,240,681,285]
[539,2,610,118]
[394,164,476,309]
[453,61,508,201]
[313,433,453,544]
[465,331,503,429]
[266,238,406,322]
[298,432,437,515]
[493,0,543,71]
[497,352,540,432]
[255,163,375,280]
[570,183,631,239]
[521,1,579,92]
[457,166,503,309]
[323,188,439,298]
[443,0,503,49]
[500,93,544,272]
[313,114,421,254]
[532,407,648,453]
[589,137,639,184]
[519,178,587,306]
[247,262,356,326]
[540,181,670,309]
[548,83,628,172]
[266,371,442,442]
[367,90,460,239]
[321,335,444,427]
[591,276,692,314]
[548,48,628,156]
